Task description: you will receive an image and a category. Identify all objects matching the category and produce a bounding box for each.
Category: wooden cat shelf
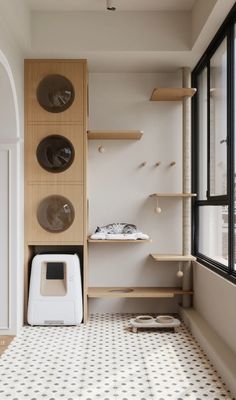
[149,193,197,198]
[88,287,193,298]
[150,254,196,262]
[150,88,197,101]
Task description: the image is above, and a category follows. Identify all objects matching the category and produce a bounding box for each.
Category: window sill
[194,254,236,285]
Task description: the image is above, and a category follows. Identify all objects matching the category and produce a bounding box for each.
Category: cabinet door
[25,60,86,124]
[25,124,84,184]
[26,183,84,244]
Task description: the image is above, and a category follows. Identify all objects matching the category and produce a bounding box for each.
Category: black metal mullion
[207,62,211,199]
[191,73,198,255]
[196,196,228,207]
[227,24,235,274]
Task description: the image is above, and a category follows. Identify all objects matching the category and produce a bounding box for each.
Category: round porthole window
[37,195,75,233]
[37,74,75,113]
[36,135,75,173]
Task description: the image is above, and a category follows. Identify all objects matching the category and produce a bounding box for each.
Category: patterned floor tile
[0,314,234,400]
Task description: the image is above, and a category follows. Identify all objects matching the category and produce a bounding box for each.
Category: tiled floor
[0,314,234,400]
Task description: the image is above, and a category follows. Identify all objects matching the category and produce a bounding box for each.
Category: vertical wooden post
[182,67,192,308]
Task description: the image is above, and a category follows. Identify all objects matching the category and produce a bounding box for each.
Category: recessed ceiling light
[106,0,116,11]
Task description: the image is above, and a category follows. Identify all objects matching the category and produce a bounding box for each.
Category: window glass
[37,195,75,233]
[197,68,208,200]
[36,135,75,173]
[209,39,227,196]
[234,25,236,271]
[37,74,75,113]
[198,206,228,266]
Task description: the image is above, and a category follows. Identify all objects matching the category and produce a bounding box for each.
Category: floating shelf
[88,287,193,298]
[87,130,143,140]
[88,237,149,243]
[149,193,197,198]
[150,88,197,101]
[150,254,196,262]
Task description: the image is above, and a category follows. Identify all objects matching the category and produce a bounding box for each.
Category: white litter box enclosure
[28,254,83,326]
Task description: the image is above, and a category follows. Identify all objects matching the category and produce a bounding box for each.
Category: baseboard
[179,307,236,399]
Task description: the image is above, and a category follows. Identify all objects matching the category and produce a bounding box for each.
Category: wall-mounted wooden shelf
[88,238,149,243]
[88,287,193,298]
[150,88,197,101]
[150,254,196,262]
[87,130,143,140]
[149,193,197,198]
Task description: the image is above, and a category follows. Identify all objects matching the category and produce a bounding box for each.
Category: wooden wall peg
[140,161,147,168]
[155,161,161,167]
[154,199,162,214]
[169,161,176,167]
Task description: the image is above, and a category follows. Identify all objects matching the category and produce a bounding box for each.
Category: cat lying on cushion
[95,223,138,235]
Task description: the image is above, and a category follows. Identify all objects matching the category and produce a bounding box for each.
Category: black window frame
[192,4,236,284]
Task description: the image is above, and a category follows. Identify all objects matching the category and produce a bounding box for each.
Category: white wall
[193,261,236,354]
[0,64,17,139]
[88,72,185,313]
[31,11,190,53]
[191,0,217,45]
[0,0,31,50]
[0,13,24,138]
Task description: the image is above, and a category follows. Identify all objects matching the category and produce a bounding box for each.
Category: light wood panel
[150,88,197,101]
[26,183,84,244]
[87,130,143,140]
[0,336,14,356]
[149,193,197,198]
[25,59,86,124]
[88,287,194,298]
[25,124,84,184]
[23,245,34,323]
[150,254,196,262]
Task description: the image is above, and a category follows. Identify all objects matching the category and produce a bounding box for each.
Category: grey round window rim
[37,194,75,233]
[36,74,75,113]
[36,134,75,173]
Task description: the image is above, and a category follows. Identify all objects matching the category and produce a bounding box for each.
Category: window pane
[198,206,228,266]
[197,68,208,200]
[210,38,227,196]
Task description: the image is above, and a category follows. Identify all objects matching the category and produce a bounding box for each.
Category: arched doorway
[0,50,21,334]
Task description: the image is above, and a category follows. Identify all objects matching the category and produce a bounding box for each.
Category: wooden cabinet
[24,59,88,322]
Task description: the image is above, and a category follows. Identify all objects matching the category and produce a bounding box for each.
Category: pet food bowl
[156,315,174,324]
[135,315,154,324]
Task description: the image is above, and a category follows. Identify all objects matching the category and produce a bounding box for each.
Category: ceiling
[26,0,196,12]
[2,0,234,72]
